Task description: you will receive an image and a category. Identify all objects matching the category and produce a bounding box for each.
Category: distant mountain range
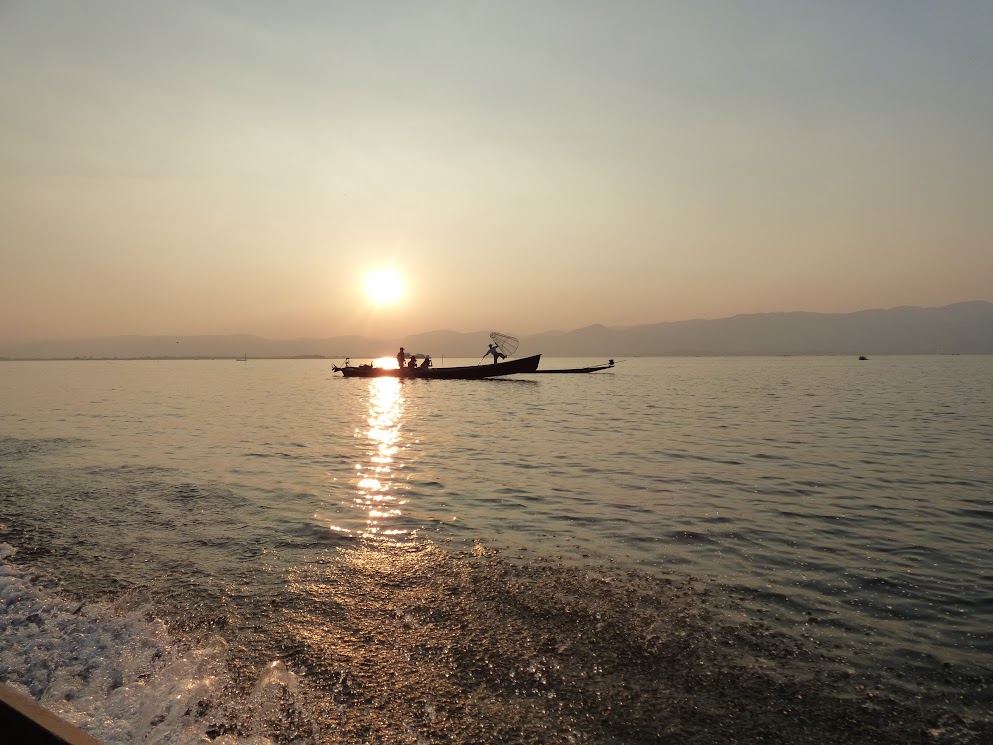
[2,302,991,359]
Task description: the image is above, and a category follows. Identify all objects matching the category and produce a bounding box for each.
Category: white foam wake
[0,544,308,745]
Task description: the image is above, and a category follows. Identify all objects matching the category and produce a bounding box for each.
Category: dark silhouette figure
[486,343,505,364]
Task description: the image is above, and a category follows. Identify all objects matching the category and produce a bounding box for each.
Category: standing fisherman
[397,347,406,368]
[485,342,505,364]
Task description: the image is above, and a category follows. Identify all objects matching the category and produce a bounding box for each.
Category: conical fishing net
[489,332,519,356]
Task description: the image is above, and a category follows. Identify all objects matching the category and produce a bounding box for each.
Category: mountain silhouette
[2,302,990,359]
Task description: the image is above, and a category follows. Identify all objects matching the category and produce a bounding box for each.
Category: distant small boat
[236,353,247,362]
[858,355,868,361]
[529,359,617,374]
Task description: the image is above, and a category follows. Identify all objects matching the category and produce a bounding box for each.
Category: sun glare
[365,269,403,305]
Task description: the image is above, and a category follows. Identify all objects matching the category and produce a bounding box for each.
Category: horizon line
[3,299,990,345]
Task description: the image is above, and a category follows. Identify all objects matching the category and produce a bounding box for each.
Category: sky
[1,1,991,342]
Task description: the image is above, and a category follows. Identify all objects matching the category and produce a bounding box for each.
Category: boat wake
[0,543,307,745]
[3,538,991,744]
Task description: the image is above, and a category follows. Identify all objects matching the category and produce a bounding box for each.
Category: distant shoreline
[3,302,991,358]
[0,355,331,362]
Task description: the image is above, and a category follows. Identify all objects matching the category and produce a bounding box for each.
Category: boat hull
[529,361,616,374]
[336,354,541,379]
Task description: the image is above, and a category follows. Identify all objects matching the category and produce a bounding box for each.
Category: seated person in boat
[407,356,418,371]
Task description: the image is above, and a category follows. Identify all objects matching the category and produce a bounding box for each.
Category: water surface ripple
[1,357,991,743]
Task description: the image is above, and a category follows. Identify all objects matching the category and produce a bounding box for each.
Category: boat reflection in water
[353,376,409,540]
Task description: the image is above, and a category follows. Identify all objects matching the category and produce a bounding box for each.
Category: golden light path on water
[249,364,993,741]
[352,376,408,539]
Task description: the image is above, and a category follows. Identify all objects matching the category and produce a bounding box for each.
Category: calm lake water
[1,357,991,744]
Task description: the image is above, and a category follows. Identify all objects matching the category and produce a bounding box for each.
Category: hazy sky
[2,1,991,341]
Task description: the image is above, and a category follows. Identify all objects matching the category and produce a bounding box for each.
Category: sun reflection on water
[352,377,409,539]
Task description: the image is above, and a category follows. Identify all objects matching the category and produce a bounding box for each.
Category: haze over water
[1,356,991,744]
[4,3,993,342]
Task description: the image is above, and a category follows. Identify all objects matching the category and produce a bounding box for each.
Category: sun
[364,269,404,305]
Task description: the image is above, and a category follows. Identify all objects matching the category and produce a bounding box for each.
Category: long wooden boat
[334,354,541,379]
[529,360,616,374]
